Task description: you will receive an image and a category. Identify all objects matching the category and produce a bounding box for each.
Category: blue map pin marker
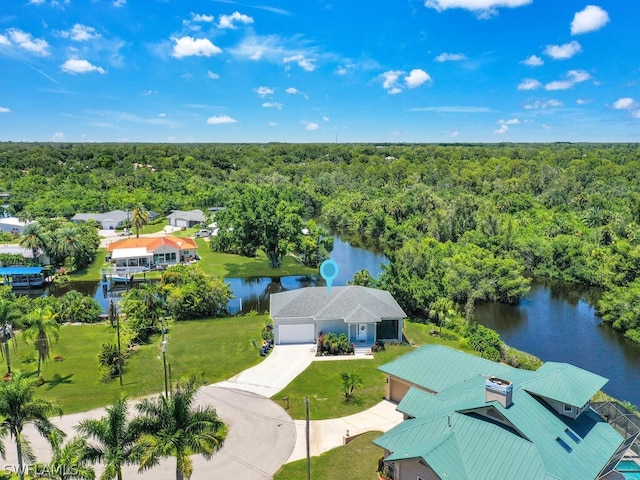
[320,259,339,294]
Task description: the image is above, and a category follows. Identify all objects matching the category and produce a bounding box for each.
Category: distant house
[374,345,637,480]
[167,209,206,229]
[0,245,49,265]
[72,210,159,230]
[270,286,406,345]
[106,236,197,269]
[0,217,30,235]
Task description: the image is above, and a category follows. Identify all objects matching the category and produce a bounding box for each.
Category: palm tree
[31,430,95,480]
[52,225,83,267]
[133,376,226,480]
[340,371,363,402]
[19,222,49,263]
[22,306,60,377]
[428,297,457,334]
[75,396,140,480]
[0,300,18,374]
[130,206,149,239]
[0,371,63,480]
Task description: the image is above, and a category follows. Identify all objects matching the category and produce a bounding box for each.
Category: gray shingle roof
[270,286,406,322]
[167,209,206,222]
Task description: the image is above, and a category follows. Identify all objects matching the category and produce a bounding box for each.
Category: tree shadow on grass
[343,395,365,407]
[45,373,74,390]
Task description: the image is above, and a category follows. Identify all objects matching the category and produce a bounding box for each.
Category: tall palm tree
[22,306,60,377]
[52,225,82,267]
[75,396,140,480]
[0,300,19,374]
[130,206,149,239]
[0,371,63,480]
[428,297,457,334]
[19,222,49,263]
[31,430,96,480]
[133,376,226,480]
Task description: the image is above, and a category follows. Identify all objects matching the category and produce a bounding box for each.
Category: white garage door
[278,324,315,344]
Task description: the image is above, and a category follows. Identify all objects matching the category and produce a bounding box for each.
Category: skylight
[556,437,573,453]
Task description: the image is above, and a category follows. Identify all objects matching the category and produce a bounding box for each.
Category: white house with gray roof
[270,286,406,345]
[166,209,206,228]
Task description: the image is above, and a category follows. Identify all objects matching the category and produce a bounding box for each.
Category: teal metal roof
[376,345,624,480]
[522,362,608,407]
[378,344,525,393]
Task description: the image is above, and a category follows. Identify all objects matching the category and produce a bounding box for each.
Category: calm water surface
[475,278,640,407]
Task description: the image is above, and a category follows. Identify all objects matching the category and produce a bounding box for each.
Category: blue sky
[0,0,638,143]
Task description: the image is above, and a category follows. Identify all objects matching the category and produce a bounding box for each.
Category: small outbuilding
[166,209,206,228]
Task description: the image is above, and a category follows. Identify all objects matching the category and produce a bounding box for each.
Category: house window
[563,404,573,413]
[417,476,424,480]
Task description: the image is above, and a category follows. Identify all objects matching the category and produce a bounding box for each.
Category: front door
[357,323,367,342]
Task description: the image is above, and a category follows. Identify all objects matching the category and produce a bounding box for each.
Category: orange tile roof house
[106,236,198,269]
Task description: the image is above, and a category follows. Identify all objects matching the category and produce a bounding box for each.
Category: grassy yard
[276,344,413,420]
[276,321,476,421]
[274,431,383,480]
[69,238,317,282]
[24,314,268,414]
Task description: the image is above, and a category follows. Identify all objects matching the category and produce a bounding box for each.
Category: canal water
[474,278,640,407]
[47,236,640,406]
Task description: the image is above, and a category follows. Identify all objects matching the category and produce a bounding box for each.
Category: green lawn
[276,344,413,420]
[25,314,268,414]
[69,238,317,281]
[274,431,384,480]
[403,320,477,354]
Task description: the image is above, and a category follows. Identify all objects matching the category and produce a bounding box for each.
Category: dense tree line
[2,142,640,340]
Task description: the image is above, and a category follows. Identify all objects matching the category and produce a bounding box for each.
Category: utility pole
[306,396,311,480]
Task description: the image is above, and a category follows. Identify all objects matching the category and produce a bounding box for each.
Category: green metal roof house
[375,345,637,480]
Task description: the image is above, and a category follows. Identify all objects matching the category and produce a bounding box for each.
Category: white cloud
[435,52,466,62]
[5,28,50,56]
[262,102,282,109]
[207,71,220,79]
[425,0,532,18]
[505,118,520,124]
[256,86,274,97]
[524,99,563,109]
[0,35,9,46]
[518,78,541,90]
[322,116,330,122]
[113,0,126,7]
[141,90,158,96]
[630,110,640,119]
[336,66,348,75]
[545,69,591,90]
[206,115,237,124]
[405,69,432,88]
[0,107,10,113]
[283,54,315,71]
[303,121,319,130]
[613,98,635,110]
[286,87,299,94]
[61,58,106,74]
[494,124,508,134]
[51,132,65,141]
[448,131,460,137]
[576,98,592,105]
[158,113,166,117]
[544,41,581,60]
[571,5,609,35]
[380,69,431,94]
[218,11,254,29]
[171,36,221,58]
[192,13,214,23]
[61,24,101,42]
[522,55,543,67]
[268,121,278,126]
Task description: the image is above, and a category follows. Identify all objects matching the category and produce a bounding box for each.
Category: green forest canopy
[2,142,640,341]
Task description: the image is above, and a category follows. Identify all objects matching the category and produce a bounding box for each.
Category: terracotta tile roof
[107,235,197,252]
